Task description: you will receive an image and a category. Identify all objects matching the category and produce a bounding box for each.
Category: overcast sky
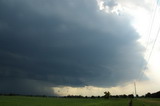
[0,0,156,96]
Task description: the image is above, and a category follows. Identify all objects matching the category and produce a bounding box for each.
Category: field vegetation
[0,96,160,106]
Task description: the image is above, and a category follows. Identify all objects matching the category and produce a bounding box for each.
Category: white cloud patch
[97,0,122,15]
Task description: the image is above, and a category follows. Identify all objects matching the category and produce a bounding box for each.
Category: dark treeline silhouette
[110,94,134,98]
[1,91,160,98]
[64,92,134,99]
[144,91,160,98]
[65,95,84,98]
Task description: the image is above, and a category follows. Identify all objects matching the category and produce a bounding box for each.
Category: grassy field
[133,98,160,106]
[0,96,160,106]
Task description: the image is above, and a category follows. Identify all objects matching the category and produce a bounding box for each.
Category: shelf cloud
[0,0,146,95]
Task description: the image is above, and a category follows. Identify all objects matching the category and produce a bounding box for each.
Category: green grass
[0,96,130,106]
[0,96,160,106]
[133,98,160,106]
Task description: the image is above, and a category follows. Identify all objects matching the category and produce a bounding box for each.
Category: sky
[0,0,160,96]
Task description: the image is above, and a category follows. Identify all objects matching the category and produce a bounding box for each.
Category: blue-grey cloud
[0,0,146,95]
[104,0,118,9]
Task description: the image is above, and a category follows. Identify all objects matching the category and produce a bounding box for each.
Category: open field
[133,98,160,106]
[0,96,160,106]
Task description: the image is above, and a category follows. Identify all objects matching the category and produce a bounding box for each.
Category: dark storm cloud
[0,0,146,95]
[0,78,55,96]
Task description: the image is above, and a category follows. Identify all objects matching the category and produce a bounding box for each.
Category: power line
[137,0,160,81]
[147,26,160,62]
[134,0,160,96]
[145,1,159,51]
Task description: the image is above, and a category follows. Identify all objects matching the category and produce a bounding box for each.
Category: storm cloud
[0,0,146,95]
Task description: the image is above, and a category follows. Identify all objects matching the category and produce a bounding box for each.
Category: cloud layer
[0,0,146,95]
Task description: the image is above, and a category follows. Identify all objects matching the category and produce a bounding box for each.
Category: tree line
[64,91,160,98]
[143,91,160,98]
[0,91,160,98]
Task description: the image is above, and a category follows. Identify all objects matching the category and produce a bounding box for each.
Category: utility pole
[134,82,137,97]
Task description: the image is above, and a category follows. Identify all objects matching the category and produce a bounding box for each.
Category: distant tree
[120,94,127,98]
[128,94,134,98]
[136,94,139,98]
[141,95,145,98]
[78,95,83,98]
[104,91,110,99]
[91,96,95,99]
[153,91,160,98]
[115,95,119,98]
[145,92,151,98]
[145,91,160,98]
